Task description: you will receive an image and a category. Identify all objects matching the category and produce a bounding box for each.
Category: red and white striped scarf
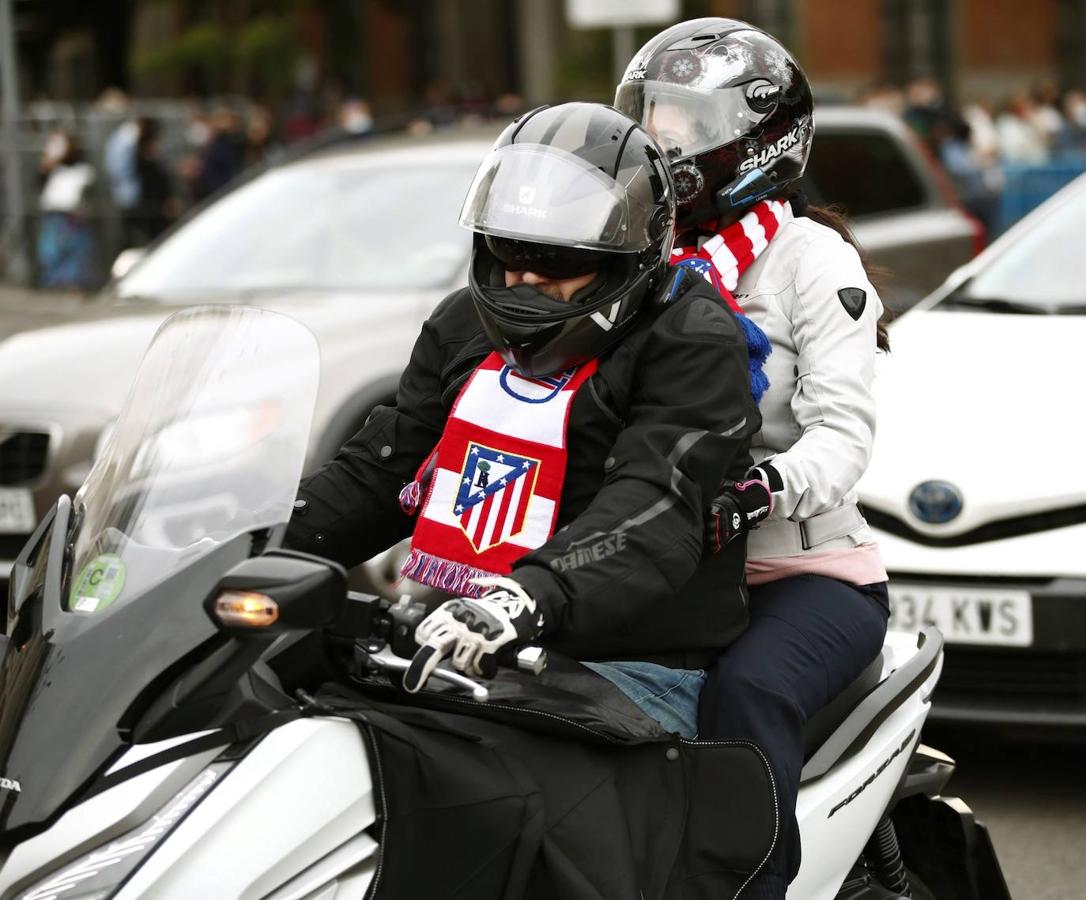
[669,198,787,313]
[399,352,597,597]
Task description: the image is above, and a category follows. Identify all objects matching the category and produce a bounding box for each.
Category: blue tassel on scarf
[736,312,771,404]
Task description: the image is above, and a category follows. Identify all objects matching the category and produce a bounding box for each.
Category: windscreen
[956,181,1086,308]
[68,306,319,614]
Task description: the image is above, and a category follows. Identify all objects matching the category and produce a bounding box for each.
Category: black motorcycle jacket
[286,270,761,668]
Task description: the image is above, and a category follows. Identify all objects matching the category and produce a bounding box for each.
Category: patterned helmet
[615,18,814,228]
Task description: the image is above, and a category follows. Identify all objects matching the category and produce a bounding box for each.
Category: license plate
[0,488,35,534]
[888,584,1033,647]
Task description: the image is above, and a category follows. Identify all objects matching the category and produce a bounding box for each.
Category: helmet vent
[504,302,549,317]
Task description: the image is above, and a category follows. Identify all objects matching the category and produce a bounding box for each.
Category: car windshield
[951,181,1086,310]
[67,306,319,614]
[117,155,479,298]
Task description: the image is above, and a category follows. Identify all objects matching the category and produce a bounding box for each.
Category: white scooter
[0,308,1008,900]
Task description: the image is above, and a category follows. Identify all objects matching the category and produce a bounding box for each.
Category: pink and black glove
[707,464,781,554]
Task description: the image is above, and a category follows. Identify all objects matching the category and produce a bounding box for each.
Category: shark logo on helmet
[737,125,802,174]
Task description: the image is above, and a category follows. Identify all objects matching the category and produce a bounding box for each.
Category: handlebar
[332,590,547,700]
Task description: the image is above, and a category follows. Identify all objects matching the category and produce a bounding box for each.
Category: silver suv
[803,106,982,311]
[0,110,979,588]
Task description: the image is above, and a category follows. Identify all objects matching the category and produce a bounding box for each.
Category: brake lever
[357,644,549,701]
[361,644,491,701]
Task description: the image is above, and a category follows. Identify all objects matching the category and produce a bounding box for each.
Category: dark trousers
[697,575,890,900]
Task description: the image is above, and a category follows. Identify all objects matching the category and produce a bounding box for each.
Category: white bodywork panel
[0,634,941,900]
[114,718,376,900]
[790,632,937,900]
[0,737,226,897]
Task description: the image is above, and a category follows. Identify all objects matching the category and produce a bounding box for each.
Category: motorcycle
[0,307,1009,900]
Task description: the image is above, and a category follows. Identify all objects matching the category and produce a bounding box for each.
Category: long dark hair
[782,187,892,352]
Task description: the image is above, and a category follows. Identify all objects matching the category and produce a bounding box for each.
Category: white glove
[402,577,543,693]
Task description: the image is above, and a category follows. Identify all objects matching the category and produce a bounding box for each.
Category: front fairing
[0,306,319,841]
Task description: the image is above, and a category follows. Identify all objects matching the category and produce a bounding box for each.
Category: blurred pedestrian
[337,97,373,135]
[996,91,1049,164]
[194,108,245,201]
[934,118,1000,234]
[244,104,281,166]
[493,93,528,118]
[37,133,98,290]
[420,80,459,129]
[283,55,323,143]
[858,81,905,117]
[1053,89,1086,160]
[101,89,141,246]
[175,100,211,209]
[903,76,955,154]
[132,118,177,244]
[963,96,1000,165]
[1030,78,1065,149]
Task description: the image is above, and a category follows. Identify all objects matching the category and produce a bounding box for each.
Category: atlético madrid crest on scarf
[399,353,597,597]
[455,443,539,553]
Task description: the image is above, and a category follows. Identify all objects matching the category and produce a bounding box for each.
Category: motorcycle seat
[802,651,885,762]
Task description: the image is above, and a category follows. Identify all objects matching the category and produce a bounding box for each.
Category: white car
[858,172,1086,728]
[0,134,490,587]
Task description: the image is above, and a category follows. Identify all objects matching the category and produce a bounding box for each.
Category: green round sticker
[69,554,127,613]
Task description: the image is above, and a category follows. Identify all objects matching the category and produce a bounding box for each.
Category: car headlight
[130,402,284,478]
[17,764,227,900]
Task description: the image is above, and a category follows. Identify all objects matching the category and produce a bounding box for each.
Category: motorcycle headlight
[17,764,228,900]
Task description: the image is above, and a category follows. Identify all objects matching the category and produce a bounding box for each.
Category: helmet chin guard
[469,234,653,377]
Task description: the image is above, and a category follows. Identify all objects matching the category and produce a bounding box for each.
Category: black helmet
[460,102,676,377]
[614,18,813,229]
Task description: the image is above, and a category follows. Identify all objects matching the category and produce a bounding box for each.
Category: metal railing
[0,98,254,288]
[997,160,1086,234]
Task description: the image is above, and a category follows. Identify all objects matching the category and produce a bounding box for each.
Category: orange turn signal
[213,590,280,628]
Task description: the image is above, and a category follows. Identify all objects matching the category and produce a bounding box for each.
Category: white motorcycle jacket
[733,203,881,559]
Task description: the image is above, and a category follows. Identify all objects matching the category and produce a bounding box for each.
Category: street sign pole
[612,25,636,83]
[0,0,28,284]
[565,0,678,83]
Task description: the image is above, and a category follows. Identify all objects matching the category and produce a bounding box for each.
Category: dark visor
[485,235,606,279]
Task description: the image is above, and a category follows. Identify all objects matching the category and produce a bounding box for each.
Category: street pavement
[933,728,1086,900]
[0,283,86,313]
[0,283,96,338]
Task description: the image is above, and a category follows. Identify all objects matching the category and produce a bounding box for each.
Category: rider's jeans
[583,661,705,739]
[698,575,890,900]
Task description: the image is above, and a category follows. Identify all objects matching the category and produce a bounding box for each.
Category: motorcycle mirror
[206,549,347,635]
